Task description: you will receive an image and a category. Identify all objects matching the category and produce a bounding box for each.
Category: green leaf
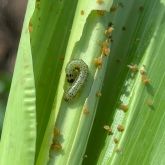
[0,1,36,165]
[83,0,165,164]
[30,0,79,164]
[47,0,113,164]
[1,0,164,164]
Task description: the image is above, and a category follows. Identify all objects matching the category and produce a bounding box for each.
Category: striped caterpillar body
[64,59,88,101]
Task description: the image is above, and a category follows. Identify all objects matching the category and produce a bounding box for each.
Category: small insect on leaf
[140,66,150,85]
[114,138,119,144]
[96,91,102,97]
[117,125,125,132]
[54,127,61,137]
[140,66,147,75]
[101,40,110,56]
[141,75,150,85]
[105,27,114,37]
[119,103,128,112]
[83,105,90,115]
[81,10,85,15]
[146,99,153,107]
[104,23,114,44]
[51,141,62,151]
[127,64,139,73]
[103,125,113,135]
[96,0,104,5]
[114,147,122,154]
[94,57,103,68]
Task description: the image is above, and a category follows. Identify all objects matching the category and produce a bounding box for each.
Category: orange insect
[117,125,125,132]
[119,103,128,112]
[140,66,150,85]
[51,141,62,151]
[101,40,110,56]
[94,57,103,68]
[96,91,102,97]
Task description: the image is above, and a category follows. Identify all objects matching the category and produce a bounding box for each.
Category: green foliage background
[0,0,165,164]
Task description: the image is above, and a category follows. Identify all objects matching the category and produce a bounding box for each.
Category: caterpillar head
[66,68,79,83]
[66,73,76,83]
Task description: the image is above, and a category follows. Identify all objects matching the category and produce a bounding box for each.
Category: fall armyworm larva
[64,59,88,101]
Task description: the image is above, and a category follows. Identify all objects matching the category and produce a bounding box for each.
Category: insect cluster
[94,23,113,69]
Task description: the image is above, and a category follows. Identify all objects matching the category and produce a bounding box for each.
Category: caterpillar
[64,59,88,101]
